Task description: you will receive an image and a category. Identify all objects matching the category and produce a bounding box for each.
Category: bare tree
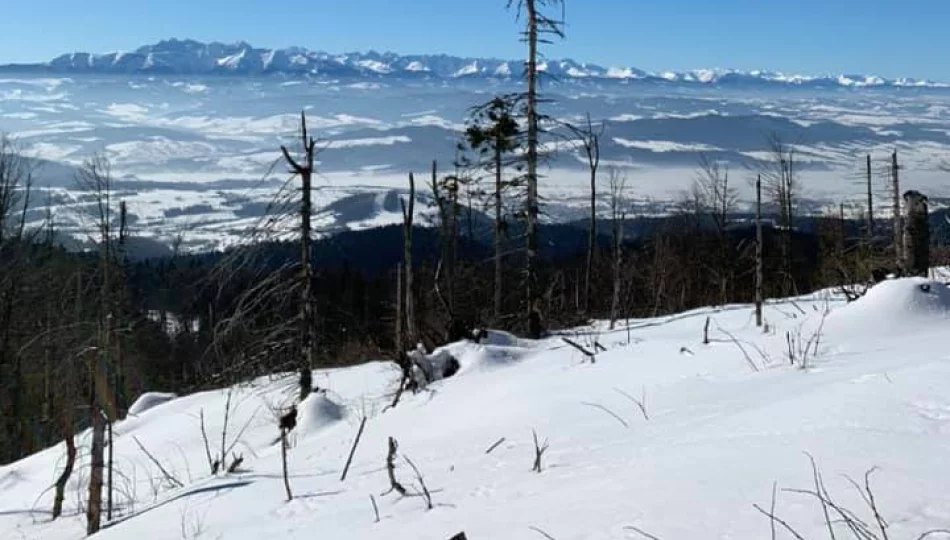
[75,154,122,535]
[890,150,903,271]
[508,0,565,338]
[0,134,36,461]
[567,114,605,315]
[693,154,736,234]
[280,112,318,402]
[608,168,627,329]
[762,134,798,296]
[865,154,874,247]
[691,154,738,304]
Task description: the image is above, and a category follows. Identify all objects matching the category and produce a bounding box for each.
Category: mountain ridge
[1,37,946,89]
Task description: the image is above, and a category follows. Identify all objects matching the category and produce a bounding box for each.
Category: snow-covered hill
[3,278,950,539]
[2,38,947,89]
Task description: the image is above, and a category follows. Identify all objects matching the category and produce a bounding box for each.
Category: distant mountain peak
[6,38,947,89]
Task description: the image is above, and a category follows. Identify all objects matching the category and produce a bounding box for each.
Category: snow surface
[3,279,950,539]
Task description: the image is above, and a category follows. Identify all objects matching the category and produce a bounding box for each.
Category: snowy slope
[3,279,950,539]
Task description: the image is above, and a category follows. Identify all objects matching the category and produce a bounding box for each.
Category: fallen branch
[562,337,595,362]
[715,323,761,372]
[581,401,629,428]
[529,526,558,539]
[132,437,183,489]
[485,437,506,455]
[623,525,664,540]
[752,503,807,540]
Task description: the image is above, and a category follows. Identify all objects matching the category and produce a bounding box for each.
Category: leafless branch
[614,387,649,421]
[370,494,380,523]
[403,455,433,510]
[581,401,629,428]
[531,429,549,473]
[132,437,183,489]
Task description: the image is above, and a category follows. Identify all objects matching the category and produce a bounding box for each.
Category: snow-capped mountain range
[1,38,946,89]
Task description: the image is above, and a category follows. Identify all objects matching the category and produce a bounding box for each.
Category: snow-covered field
[4,72,950,249]
[3,278,950,539]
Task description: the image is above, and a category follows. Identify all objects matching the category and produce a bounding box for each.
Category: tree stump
[902,190,930,277]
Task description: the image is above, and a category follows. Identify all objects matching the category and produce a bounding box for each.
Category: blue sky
[1,0,948,79]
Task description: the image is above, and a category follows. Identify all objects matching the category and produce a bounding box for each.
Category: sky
[1,0,949,80]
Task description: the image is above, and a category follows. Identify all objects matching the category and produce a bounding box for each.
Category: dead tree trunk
[493,142,504,323]
[784,153,795,295]
[568,113,603,316]
[395,262,403,354]
[401,173,417,348]
[608,169,625,330]
[902,190,930,277]
[610,216,624,330]
[87,349,105,534]
[51,420,76,520]
[755,175,764,328]
[280,112,317,402]
[866,154,874,247]
[281,427,292,501]
[524,0,542,339]
[891,150,903,272]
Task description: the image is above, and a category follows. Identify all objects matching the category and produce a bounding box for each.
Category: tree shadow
[296,489,345,500]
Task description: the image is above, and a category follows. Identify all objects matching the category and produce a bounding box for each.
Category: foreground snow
[3,279,950,539]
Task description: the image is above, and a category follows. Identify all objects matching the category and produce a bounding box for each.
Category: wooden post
[755,175,763,328]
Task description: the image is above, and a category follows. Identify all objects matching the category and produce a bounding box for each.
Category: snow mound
[126,392,177,416]
[478,329,524,347]
[828,278,950,336]
[296,392,344,437]
[440,336,533,374]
